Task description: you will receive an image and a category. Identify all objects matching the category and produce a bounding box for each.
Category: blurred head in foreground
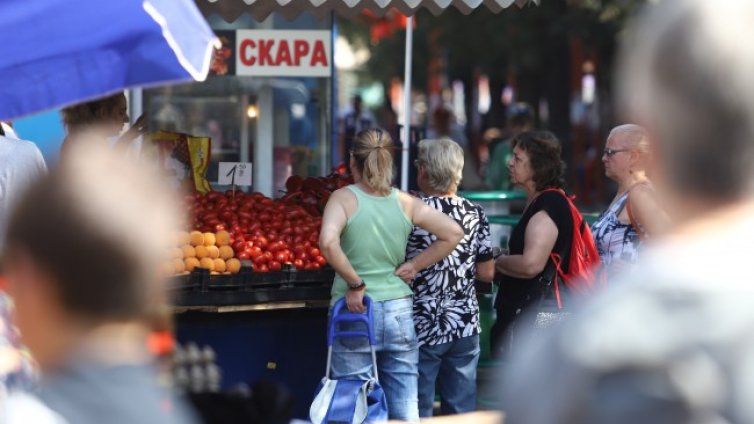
[61,93,129,138]
[499,1,754,423]
[619,0,754,218]
[2,133,182,371]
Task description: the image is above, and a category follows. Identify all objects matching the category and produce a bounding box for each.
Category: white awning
[198,0,534,22]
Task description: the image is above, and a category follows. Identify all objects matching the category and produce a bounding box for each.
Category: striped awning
[198,0,535,22]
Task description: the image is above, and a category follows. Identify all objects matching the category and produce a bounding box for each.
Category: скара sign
[232,30,331,77]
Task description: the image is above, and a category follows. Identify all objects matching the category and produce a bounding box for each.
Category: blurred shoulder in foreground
[501,233,754,424]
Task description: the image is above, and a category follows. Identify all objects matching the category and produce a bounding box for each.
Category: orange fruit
[203,232,216,247]
[226,258,241,274]
[184,257,200,272]
[207,245,220,259]
[173,258,185,274]
[182,245,196,259]
[189,231,204,247]
[199,257,215,271]
[216,231,231,246]
[195,245,209,259]
[213,258,226,273]
[219,245,234,260]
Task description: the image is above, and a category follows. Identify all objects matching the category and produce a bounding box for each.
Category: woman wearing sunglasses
[591,124,668,282]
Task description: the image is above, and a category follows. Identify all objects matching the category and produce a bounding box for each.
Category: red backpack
[541,189,601,309]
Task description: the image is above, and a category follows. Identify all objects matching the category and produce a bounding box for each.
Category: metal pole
[240,96,249,164]
[330,11,338,172]
[255,85,274,197]
[400,16,414,191]
[129,88,143,125]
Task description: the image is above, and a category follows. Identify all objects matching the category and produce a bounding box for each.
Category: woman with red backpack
[490,130,597,358]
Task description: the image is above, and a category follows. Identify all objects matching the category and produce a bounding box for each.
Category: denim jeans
[330,297,419,421]
[417,335,480,417]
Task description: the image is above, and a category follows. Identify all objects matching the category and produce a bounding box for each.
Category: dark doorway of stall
[174,307,329,420]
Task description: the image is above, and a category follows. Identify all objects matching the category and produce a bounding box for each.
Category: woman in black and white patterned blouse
[404,137,495,417]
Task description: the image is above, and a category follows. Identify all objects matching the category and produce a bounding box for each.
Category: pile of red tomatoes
[186,191,327,272]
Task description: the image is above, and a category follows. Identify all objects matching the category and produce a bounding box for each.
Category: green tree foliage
[338,0,646,131]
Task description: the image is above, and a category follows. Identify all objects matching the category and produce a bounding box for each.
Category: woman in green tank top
[319,128,463,421]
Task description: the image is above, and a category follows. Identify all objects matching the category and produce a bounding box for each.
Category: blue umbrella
[0,0,218,120]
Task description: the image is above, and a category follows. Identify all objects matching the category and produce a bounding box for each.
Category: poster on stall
[210,30,332,78]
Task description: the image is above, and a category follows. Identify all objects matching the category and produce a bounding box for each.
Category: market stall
[151,1,535,418]
[158,157,351,417]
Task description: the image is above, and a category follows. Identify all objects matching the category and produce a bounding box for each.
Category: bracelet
[348,280,366,291]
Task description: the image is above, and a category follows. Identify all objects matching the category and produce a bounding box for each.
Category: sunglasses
[602,148,630,158]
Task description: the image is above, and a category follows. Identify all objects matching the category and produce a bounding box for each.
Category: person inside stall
[338,95,374,171]
[427,107,486,190]
[2,138,196,423]
[319,128,463,421]
[406,137,494,417]
[60,92,146,161]
[490,130,574,358]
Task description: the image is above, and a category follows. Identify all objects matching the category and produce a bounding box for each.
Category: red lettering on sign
[276,40,292,67]
[294,40,309,66]
[239,39,256,66]
[259,39,274,66]
[310,40,328,67]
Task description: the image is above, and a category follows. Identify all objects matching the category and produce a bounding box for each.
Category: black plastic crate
[244,269,288,289]
[169,268,251,292]
[204,267,248,291]
[286,267,335,286]
[167,270,204,292]
[173,284,332,308]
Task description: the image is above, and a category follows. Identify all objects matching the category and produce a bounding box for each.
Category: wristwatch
[348,280,366,291]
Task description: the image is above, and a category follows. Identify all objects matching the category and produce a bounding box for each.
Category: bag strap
[626,186,648,240]
[310,379,338,424]
[538,188,574,310]
[543,255,563,309]
[352,381,374,423]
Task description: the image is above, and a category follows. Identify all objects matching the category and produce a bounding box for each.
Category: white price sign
[235,30,332,77]
[218,162,252,186]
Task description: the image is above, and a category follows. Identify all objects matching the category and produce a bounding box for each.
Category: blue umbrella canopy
[0,0,219,120]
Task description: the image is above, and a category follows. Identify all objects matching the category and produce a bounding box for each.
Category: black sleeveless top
[497,190,573,307]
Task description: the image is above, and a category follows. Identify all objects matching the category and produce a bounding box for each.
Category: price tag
[218,162,252,186]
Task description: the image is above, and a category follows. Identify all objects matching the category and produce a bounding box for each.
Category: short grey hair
[609,124,651,155]
[417,137,464,194]
[618,0,754,202]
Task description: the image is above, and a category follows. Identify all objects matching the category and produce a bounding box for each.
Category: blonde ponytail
[352,128,394,194]
[362,147,393,193]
